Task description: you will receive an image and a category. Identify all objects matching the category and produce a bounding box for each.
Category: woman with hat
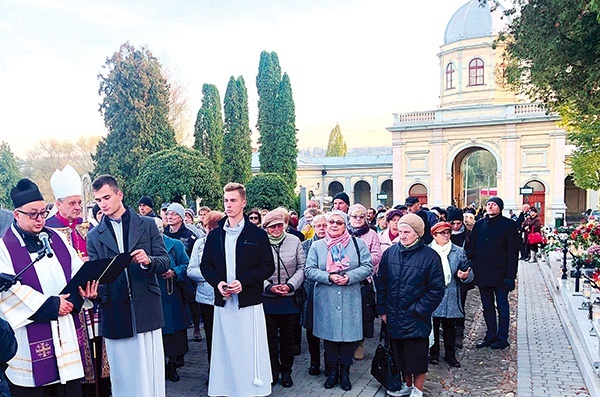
[305,211,373,391]
[379,209,403,252]
[428,222,473,368]
[262,210,306,388]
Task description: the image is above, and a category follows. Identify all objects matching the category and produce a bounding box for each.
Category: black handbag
[370,323,402,392]
[293,286,307,305]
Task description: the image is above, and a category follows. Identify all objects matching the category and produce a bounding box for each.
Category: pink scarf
[325,229,351,273]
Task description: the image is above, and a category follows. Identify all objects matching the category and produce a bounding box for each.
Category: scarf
[325,229,351,273]
[268,231,287,246]
[430,240,452,285]
[348,222,370,237]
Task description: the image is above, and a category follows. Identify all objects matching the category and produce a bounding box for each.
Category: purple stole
[45,215,88,257]
[2,229,85,387]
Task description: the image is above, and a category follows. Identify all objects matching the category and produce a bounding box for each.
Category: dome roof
[444,0,509,45]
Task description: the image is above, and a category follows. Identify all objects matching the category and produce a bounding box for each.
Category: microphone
[38,232,54,258]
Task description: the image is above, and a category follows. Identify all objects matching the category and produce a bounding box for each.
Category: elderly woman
[300,213,328,376]
[160,231,192,383]
[379,209,403,252]
[187,210,225,376]
[262,210,306,388]
[305,210,373,391]
[428,222,473,368]
[347,204,382,360]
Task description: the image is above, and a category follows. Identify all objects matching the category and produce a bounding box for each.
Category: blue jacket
[376,239,445,340]
[430,244,473,318]
[187,236,215,305]
[160,236,192,334]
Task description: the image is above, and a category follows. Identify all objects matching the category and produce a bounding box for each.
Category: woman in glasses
[347,204,382,360]
[428,222,473,368]
[379,209,403,252]
[262,210,306,388]
[305,210,372,391]
[247,209,262,227]
[300,214,328,376]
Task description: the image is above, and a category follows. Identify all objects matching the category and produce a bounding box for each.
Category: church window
[445,62,455,90]
[468,58,484,86]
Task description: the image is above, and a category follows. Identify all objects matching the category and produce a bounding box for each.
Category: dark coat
[468,214,519,287]
[200,216,275,308]
[160,236,192,335]
[376,239,445,340]
[87,209,170,339]
[0,318,17,397]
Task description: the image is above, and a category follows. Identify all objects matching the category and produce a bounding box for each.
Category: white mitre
[50,164,82,200]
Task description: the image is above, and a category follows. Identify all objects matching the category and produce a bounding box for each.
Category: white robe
[0,225,85,387]
[208,219,272,397]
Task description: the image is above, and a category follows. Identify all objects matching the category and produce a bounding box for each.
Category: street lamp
[558,232,570,280]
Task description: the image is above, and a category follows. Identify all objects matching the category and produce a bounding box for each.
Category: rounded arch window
[445,62,455,90]
[468,58,484,86]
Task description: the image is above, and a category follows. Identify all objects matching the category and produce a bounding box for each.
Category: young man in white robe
[201,182,275,397]
[86,175,169,397]
[0,178,98,397]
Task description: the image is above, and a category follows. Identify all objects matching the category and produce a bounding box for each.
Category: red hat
[431,221,452,235]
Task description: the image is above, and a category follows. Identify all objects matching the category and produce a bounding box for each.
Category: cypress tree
[193,84,224,181]
[273,73,298,187]
[325,123,348,157]
[222,76,253,185]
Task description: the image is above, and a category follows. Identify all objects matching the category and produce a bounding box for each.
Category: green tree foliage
[94,42,176,198]
[256,51,298,188]
[0,142,21,208]
[325,123,348,157]
[132,146,221,210]
[245,173,295,211]
[222,76,253,185]
[501,0,600,188]
[193,84,224,180]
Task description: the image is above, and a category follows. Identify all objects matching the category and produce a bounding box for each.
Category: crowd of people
[0,168,525,397]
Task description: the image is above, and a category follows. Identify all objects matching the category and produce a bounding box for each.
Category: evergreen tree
[222,76,253,185]
[193,84,224,181]
[245,173,295,211]
[256,51,297,188]
[325,123,348,157]
[94,42,176,199]
[0,141,21,208]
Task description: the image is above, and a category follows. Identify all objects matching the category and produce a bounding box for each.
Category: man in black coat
[468,197,519,350]
[515,203,530,260]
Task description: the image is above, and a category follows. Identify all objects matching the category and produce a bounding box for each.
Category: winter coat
[305,237,373,342]
[160,236,192,334]
[523,215,542,243]
[300,236,320,329]
[0,318,17,397]
[358,229,382,274]
[376,239,445,340]
[430,244,474,318]
[164,223,197,257]
[379,229,400,252]
[468,215,519,287]
[200,216,275,308]
[187,236,215,305]
[263,234,306,315]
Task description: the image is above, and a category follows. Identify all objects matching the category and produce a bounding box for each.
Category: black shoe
[490,339,510,350]
[476,337,497,348]
[175,355,185,368]
[324,362,332,377]
[308,361,320,376]
[444,355,461,368]
[281,373,293,388]
[339,364,352,391]
[271,371,279,386]
[428,356,439,365]
[167,362,180,382]
[293,344,301,356]
[324,364,338,389]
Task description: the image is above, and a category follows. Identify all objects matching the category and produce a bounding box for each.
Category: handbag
[293,286,307,305]
[370,323,403,392]
[527,232,543,244]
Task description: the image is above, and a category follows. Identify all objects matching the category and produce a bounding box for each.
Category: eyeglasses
[16,209,49,220]
[266,223,284,230]
[435,230,451,236]
[328,219,345,226]
[314,223,327,228]
[248,216,259,220]
[350,215,365,220]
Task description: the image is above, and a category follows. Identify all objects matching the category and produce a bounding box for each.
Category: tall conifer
[193,84,224,181]
[222,76,252,185]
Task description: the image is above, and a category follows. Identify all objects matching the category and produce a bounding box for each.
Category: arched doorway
[380,180,394,208]
[564,175,586,223]
[409,183,428,206]
[452,148,498,209]
[328,181,344,198]
[523,180,546,221]
[354,180,371,207]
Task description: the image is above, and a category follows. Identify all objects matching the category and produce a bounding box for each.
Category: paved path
[165,257,594,396]
[517,259,589,397]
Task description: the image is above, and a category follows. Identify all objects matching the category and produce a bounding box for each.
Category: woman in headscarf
[300,214,328,376]
[262,210,306,388]
[347,204,382,360]
[428,222,473,368]
[305,210,372,391]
